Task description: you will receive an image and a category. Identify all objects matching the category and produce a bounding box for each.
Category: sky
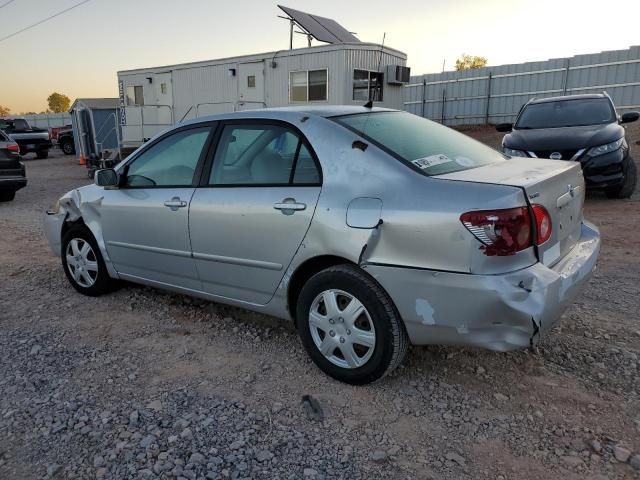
[1,0,639,113]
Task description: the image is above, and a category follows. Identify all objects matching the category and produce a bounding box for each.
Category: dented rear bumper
[364,221,600,351]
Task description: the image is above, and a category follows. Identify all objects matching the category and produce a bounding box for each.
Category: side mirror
[621,111,639,124]
[495,123,513,132]
[95,168,119,187]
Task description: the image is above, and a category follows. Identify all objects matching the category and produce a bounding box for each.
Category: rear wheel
[61,140,75,155]
[36,150,49,159]
[296,264,409,384]
[0,191,16,202]
[61,225,116,296]
[606,156,637,199]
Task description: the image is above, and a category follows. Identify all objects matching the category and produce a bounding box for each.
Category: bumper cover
[44,211,65,257]
[0,176,27,192]
[364,221,600,351]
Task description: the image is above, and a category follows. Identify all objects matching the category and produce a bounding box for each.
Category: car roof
[527,93,609,105]
[181,105,398,126]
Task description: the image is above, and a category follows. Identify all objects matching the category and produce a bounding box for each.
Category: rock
[589,439,602,453]
[445,451,466,465]
[301,395,324,422]
[129,410,139,427]
[139,434,156,448]
[93,455,105,468]
[96,467,108,478]
[229,440,245,450]
[613,445,631,462]
[476,366,486,375]
[629,454,640,470]
[303,468,318,477]
[561,456,583,468]
[272,402,284,414]
[180,428,193,440]
[146,400,163,412]
[46,464,62,477]
[188,452,205,464]
[493,393,509,401]
[256,450,274,462]
[371,450,387,462]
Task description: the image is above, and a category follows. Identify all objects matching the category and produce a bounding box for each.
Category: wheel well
[287,255,354,326]
[61,216,87,240]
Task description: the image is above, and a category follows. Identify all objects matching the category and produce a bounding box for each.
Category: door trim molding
[106,240,192,258]
[192,251,283,271]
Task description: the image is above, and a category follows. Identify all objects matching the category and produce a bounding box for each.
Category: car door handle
[274,198,306,214]
[164,197,187,210]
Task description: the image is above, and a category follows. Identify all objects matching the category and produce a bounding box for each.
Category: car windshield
[516,98,616,129]
[334,111,506,176]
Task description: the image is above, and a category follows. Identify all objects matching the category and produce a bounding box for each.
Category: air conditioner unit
[386,65,411,85]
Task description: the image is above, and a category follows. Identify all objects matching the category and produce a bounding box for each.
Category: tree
[47,92,71,113]
[0,105,10,116]
[455,54,488,71]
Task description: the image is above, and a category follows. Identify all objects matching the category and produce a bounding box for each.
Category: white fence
[404,45,640,126]
[9,113,72,129]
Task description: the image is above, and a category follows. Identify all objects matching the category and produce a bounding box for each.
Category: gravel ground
[1,128,640,480]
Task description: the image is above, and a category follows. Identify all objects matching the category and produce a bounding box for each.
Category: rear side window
[516,98,616,129]
[209,124,321,185]
[334,111,505,176]
[13,119,29,130]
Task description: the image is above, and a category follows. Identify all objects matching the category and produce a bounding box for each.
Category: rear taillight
[7,143,19,154]
[460,207,532,256]
[532,204,552,245]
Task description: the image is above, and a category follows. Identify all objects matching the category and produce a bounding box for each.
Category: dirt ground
[1,125,639,480]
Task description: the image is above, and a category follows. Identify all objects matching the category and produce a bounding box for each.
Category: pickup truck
[0,118,52,159]
[57,127,76,155]
[0,129,27,202]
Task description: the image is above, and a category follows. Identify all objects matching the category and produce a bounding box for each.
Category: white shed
[117,42,408,149]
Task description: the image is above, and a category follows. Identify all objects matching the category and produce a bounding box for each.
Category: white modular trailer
[117,42,408,148]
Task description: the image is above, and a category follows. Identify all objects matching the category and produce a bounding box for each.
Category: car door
[189,121,322,305]
[101,123,215,290]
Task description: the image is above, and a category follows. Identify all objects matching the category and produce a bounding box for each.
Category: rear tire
[296,264,409,385]
[61,225,116,296]
[606,156,637,199]
[0,191,16,202]
[61,140,75,155]
[36,150,49,159]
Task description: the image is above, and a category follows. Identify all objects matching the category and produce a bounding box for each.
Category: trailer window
[289,69,328,102]
[126,86,144,106]
[353,70,383,101]
[247,75,256,88]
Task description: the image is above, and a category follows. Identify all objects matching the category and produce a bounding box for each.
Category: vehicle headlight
[503,147,528,158]
[47,199,61,215]
[587,138,624,157]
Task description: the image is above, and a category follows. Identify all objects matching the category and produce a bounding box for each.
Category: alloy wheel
[308,289,376,369]
[65,238,99,288]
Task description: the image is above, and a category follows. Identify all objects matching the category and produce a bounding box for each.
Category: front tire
[61,140,75,155]
[296,264,409,385]
[605,156,637,199]
[61,225,116,296]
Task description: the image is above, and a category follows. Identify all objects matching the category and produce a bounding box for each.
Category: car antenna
[364,32,386,109]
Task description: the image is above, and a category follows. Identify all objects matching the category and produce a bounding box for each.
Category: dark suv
[497,93,639,198]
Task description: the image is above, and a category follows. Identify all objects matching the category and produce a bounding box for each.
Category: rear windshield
[516,98,615,129]
[333,111,506,176]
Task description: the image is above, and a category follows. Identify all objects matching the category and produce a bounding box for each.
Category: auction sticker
[412,154,452,170]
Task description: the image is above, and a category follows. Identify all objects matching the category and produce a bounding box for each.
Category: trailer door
[237,62,265,110]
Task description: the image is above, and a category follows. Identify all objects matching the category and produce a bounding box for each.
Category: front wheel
[61,140,75,155]
[296,265,409,385]
[605,156,637,199]
[61,225,116,296]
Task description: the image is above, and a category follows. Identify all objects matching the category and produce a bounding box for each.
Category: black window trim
[198,118,323,188]
[118,121,219,190]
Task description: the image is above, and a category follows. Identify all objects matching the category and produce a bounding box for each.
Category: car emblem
[549,152,562,160]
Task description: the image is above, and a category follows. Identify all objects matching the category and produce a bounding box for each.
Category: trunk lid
[440,158,584,266]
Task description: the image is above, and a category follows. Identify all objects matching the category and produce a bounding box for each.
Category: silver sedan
[45,107,600,384]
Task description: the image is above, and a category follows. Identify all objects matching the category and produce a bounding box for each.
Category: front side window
[516,98,616,129]
[335,111,505,176]
[353,70,384,101]
[209,124,320,185]
[125,127,211,187]
[289,70,328,102]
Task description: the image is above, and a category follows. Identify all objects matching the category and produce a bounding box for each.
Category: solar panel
[278,5,360,44]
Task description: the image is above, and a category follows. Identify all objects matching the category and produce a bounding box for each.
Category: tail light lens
[7,143,19,154]
[460,207,532,256]
[532,204,552,245]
